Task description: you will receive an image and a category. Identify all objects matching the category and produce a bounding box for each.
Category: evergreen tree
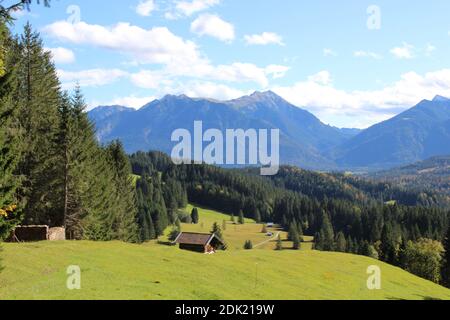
[253,208,261,223]
[0,20,22,239]
[288,222,298,242]
[442,226,450,287]
[335,232,347,252]
[168,227,180,242]
[380,223,397,264]
[297,221,304,237]
[105,141,139,242]
[314,232,323,251]
[292,230,301,250]
[238,209,245,224]
[211,222,226,250]
[244,240,253,250]
[346,236,354,253]
[14,23,62,226]
[191,207,199,224]
[211,222,223,239]
[320,212,335,251]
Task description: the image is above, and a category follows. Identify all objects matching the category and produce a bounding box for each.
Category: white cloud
[110,95,157,109]
[131,62,288,89]
[43,21,203,66]
[136,0,156,16]
[45,21,288,89]
[390,42,415,59]
[130,70,173,89]
[170,81,246,101]
[57,68,128,88]
[244,32,284,46]
[272,69,450,128]
[354,50,382,60]
[425,44,436,56]
[265,65,290,79]
[45,47,76,64]
[323,48,337,57]
[167,0,220,19]
[190,14,235,42]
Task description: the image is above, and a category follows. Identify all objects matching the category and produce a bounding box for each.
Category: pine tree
[211,222,224,239]
[297,221,304,237]
[292,229,301,250]
[14,23,62,226]
[320,212,335,251]
[288,222,298,242]
[191,207,199,224]
[0,20,22,239]
[105,140,139,242]
[313,232,323,251]
[253,208,261,223]
[168,227,180,242]
[346,236,354,253]
[244,240,253,250]
[211,222,226,250]
[238,210,245,224]
[380,223,397,264]
[442,226,450,288]
[335,232,347,252]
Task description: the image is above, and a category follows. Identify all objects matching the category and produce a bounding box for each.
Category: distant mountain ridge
[89,91,359,169]
[332,96,450,169]
[88,91,450,171]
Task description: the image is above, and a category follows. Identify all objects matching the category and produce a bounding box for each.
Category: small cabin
[173,232,224,254]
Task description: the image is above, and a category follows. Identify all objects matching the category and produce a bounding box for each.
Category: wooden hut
[173,232,224,254]
[7,226,66,242]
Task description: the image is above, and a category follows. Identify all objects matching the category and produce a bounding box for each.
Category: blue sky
[11,0,450,128]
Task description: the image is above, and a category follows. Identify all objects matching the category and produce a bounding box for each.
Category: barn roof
[174,232,224,246]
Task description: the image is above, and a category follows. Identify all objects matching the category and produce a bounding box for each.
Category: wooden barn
[7,225,66,242]
[173,232,224,254]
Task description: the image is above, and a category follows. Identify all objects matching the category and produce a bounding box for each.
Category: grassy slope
[1,205,449,300]
[176,204,314,251]
[1,241,450,300]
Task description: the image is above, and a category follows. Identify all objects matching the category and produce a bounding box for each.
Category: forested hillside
[369,156,450,199]
[129,151,450,285]
[0,21,138,242]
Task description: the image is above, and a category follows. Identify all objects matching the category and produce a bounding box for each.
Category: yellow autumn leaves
[0,204,17,218]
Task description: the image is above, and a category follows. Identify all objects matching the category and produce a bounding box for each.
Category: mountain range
[88,91,450,171]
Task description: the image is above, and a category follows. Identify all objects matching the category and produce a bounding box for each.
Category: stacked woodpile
[48,227,66,241]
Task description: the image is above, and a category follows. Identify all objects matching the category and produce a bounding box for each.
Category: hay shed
[8,226,66,242]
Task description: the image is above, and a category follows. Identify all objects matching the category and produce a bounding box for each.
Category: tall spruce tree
[191,207,199,224]
[238,209,245,224]
[105,140,139,243]
[14,23,62,226]
[320,212,335,251]
[0,19,21,239]
[335,232,347,252]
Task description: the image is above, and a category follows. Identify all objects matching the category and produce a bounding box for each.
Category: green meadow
[1,205,449,300]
